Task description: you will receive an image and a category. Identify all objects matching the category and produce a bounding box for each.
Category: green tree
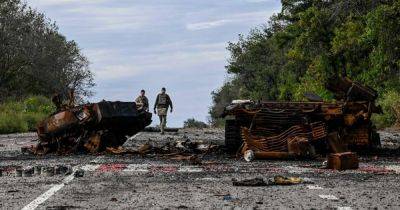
[210,0,400,128]
[0,0,94,101]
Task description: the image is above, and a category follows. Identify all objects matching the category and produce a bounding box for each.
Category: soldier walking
[153,87,173,134]
[135,89,149,111]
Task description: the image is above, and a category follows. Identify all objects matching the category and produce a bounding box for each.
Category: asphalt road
[1,129,400,210]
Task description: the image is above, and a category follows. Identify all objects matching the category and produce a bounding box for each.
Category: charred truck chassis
[223,77,381,158]
[36,101,152,154]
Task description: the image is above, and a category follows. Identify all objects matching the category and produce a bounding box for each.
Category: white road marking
[307,185,323,190]
[21,156,106,210]
[319,194,339,200]
[81,164,101,172]
[123,164,149,172]
[89,156,105,164]
[337,207,352,210]
[178,166,203,173]
[386,165,400,174]
[21,166,80,210]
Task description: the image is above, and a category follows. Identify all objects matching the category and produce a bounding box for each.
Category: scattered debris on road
[232,177,267,186]
[232,176,312,187]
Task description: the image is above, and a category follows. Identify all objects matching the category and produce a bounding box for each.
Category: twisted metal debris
[223,77,382,159]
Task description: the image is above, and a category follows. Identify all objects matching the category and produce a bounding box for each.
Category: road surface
[0,129,399,209]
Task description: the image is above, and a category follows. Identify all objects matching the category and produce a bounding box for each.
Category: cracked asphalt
[0,128,399,210]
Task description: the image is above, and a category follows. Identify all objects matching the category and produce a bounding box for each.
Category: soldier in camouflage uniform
[153,87,173,134]
[135,89,149,111]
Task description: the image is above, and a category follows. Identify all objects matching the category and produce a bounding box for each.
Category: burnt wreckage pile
[35,97,152,154]
[223,77,382,161]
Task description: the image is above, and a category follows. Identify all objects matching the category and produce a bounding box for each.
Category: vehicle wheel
[225,119,242,153]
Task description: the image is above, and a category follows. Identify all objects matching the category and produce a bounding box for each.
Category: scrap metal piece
[273,176,303,185]
[304,92,323,102]
[327,152,359,170]
[232,177,267,186]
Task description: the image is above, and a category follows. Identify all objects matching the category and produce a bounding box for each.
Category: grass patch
[0,96,55,134]
[372,90,400,129]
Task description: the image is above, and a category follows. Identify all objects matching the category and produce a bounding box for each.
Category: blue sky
[28,0,281,127]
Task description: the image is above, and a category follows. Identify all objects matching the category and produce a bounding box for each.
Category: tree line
[210,0,400,128]
[0,0,94,101]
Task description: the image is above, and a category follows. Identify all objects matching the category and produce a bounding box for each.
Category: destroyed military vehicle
[223,77,381,159]
[35,91,152,154]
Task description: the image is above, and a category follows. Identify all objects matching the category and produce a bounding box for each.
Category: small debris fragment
[15,168,22,177]
[34,166,42,175]
[22,167,34,177]
[138,143,153,155]
[223,194,237,201]
[7,189,19,193]
[106,146,137,155]
[74,169,84,177]
[232,178,267,186]
[327,152,359,170]
[54,165,72,175]
[233,176,308,187]
[273,176,303,185]
[42,167,55,177]
[244,150,255,162]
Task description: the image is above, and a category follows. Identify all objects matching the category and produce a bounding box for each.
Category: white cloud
[95,65,142,80]
[30,1,173,33]
[187,19,231,30]
[88,42,228,82]
[29,0,105,6]
[186,10,271,31]
[65,6,160,32]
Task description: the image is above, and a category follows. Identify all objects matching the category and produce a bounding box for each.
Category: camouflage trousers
[157,108,168,134]
[158,115,167,133]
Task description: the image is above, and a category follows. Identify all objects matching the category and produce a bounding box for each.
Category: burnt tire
[225,119,242,153]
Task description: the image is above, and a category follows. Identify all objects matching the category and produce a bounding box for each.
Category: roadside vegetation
[0,0,93,133]
[210,0,400,128]
[183,118,209,129]
[0,96,55,134]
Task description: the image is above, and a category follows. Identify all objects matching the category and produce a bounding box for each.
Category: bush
[24,96,54,114]
[209,118,226,128]
[0,113,28,134]
[0,96,55,134]
[183,118,209,129]
[372,90,400,128]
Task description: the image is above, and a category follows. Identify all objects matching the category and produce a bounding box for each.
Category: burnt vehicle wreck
[35,98,152,154]
[223,77,382,159]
